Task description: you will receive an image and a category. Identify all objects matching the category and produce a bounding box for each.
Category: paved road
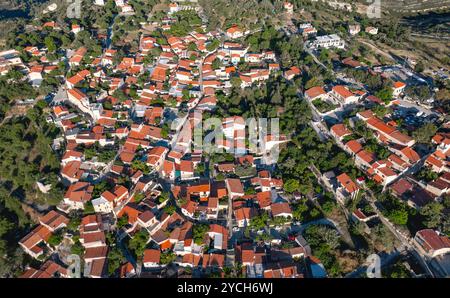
[106,14,118,49]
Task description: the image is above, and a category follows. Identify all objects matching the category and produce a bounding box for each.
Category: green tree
[0,217,14,237]
[193,224,209,245]
[47,233,63,247]
[420,202,444,229]
[375,87,393,103]
[284,179,300,193]
[44,36,56,53]
[128,229,149,258]
[250,212,269,230]
[107,247,125,275]
[412,123,438,144]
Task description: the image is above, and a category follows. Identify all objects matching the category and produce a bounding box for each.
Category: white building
[92,197,114,214]
[307,34,345,50]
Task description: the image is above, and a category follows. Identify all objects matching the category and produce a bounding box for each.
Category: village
[0,0,448,279]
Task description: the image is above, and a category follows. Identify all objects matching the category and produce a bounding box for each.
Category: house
[20,260,68,278]
[168,3,179,14]
[364,116,415,147]
[426,178,450,197]
[92,196,113,214]
[256,191,272,210]
[180,199,197,218]
[19,225,52,259]
[207,224,228,250]
[283,66,301,80]
[304,86,327,101]
[330,124,352,141]
[202,253,225,270]
[414,229,450,258]
[98,185,129,211]
[39,211,69,232]
[179,160,195,180]
[393,81,406,97]
[336,173,359,204]
[365,27,378,35]
[348,24,361,35]
[226,25,244,39]
[345,140,362,156]
[29,65,43,87]
[146,146,169,171]
[355,150,376,169]
[351,208,378,228]
[62,182,93,210]
[179,253,202,268]
[71,24,83,34]
[120,262,136,278]
[388,154,410,172]
[61,150,83,165]
[263,262,302,278]
[390,178,414,198]
[342,57,362,68]
[162,159,176,181]
[307,34,345,50]
[226,178,244,199]
[369,161,398,186]
[284,2,294,13]
[84,258,107,278]
[137,210,159,230]
[301,25,318,38]
[69,47,87,67]
[67,88,91,115]
[330,85,358,105]
[425,154,446,173]
[234,207,256,228]
[271,202,293,219]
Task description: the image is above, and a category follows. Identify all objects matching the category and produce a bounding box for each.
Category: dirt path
[357,39,396,62]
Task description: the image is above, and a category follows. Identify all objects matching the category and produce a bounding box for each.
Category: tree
[47,233,63,247]
[107,247,125,275]
[420,202,444,229]
[0,217,13,237]
[250,212,269,230]
[414,61,425,73]
[193,224,209,245]
[160,251,176,265]
[412,123,438,144]
[158,191,170,204]
[163,204,176,215]
[387,209,408,225]
[44,36,56,53]
[230,77,242,89]
[212,58,221,70]
[292,202,309,222]
[67,217,81,232]
[71,240,85,256]
[117,214,129,228]
[406,85,431,101]
[284,179,300,193]
[375,87,393,103]
[128,229,149,258]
